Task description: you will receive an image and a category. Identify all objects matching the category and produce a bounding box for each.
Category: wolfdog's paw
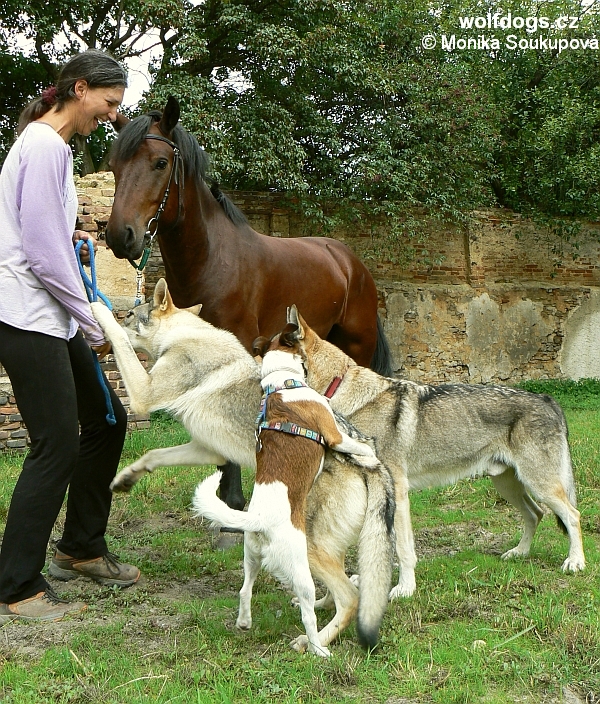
[110,469,138,492]
[290,635,309,653]
[313,591,334,610]
[350,574,360,588]
[90,301,115,328]
[389,578,416,600]
[500,546,528,561]
[236,616,252,630]
[309,642,331,658]
[562,556,586,573]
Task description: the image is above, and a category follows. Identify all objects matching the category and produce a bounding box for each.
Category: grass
[0,384,599,703]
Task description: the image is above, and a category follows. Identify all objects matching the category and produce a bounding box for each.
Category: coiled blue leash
[75,238,117,426]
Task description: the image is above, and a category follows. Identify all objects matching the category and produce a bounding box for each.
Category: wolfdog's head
[122,278,202,358]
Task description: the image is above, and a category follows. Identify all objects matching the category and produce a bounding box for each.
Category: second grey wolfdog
[267,306,586,599]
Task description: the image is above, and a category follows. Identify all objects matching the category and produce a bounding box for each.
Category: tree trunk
[72,135,96,176]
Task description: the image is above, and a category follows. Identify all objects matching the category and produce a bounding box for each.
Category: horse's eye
[156,159,168,170]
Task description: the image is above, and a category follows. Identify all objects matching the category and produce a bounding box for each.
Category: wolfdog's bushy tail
[192,471,264,532]
[356,462,396,650]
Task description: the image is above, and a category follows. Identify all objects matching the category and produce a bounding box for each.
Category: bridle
[128,133,184,273]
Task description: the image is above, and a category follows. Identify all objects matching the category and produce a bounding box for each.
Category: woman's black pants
[0,322,127,603]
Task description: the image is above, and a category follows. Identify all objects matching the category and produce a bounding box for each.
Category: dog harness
[256,379,327,452]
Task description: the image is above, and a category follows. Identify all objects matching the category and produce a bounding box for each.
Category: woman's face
[74,81,125,136]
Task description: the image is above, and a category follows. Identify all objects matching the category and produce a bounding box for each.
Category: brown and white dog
[92,280,396,655]
[192,337,382,657]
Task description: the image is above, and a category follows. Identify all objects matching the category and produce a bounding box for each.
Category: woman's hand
[73,231,98,265]
[91,341,112,360]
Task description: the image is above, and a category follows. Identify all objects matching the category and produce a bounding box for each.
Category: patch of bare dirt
[0,513,242,662]
[414,521,513,561]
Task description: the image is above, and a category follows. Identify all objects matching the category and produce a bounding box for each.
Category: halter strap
[128,134,184,274]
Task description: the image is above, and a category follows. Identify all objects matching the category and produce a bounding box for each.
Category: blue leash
[75,239,117,426]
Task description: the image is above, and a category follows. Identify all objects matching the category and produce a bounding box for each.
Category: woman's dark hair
[18,49,128,134]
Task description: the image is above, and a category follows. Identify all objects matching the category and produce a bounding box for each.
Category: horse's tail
[370,315,394,377]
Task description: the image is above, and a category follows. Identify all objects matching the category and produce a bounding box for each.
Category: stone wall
[1,170,598,451]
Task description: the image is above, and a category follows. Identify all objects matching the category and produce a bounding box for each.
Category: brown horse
[106,97,392,511]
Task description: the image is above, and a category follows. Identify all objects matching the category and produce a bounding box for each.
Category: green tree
[436,0,600,219]
[0,0,185,170]
[145,0,500,262]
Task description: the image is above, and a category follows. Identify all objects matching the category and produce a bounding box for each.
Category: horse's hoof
[213,530,243,550]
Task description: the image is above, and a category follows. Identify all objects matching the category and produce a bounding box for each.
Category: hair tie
[41,86,57,106]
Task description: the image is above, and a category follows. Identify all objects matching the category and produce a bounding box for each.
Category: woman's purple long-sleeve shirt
[0,122,105,345]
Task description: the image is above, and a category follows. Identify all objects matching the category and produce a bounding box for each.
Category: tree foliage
[0,0,183,170]
[1,0,598,260]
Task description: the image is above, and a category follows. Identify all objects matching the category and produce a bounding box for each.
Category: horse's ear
[185,304,202,317]
[286,306,305,340]
[252,336,271,358]
[159,95,180,137]
[111,112,129,133]
[154,278,174,312]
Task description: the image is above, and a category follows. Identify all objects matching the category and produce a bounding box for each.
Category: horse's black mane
[110,111,247,227]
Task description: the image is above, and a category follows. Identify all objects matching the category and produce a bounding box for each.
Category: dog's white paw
[90,301,115,328]
[350,574,360,588]
[290,635,309,653]
[562,556,586,573]
[308,642,331,658]
[389,578,416,600]
[350,451,379,469]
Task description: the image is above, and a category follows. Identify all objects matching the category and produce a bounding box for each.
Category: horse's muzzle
[105,225,142,260]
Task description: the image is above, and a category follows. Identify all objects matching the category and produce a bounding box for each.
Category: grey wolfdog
[265,306,586,599]
[90,279,396,653]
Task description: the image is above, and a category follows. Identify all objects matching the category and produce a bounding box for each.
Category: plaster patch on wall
[561,288,600,380]
[465,293,551,383]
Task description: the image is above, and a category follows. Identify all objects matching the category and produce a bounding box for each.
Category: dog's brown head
[252,306,352,393]
[251,305,312,360]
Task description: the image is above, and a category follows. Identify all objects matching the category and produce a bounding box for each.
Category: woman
[0,49,140,623]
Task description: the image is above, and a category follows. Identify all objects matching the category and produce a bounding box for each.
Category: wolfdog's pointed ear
[286,305,306,340]
[154,278,174,312]
[252,336,270,358]
[185,304,202,317]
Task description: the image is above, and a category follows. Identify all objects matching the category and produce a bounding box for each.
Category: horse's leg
[215,461,246,548]
[326,321,376,369]
[218,461,246,510]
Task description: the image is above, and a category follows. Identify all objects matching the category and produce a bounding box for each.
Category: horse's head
[106,96,183,261]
